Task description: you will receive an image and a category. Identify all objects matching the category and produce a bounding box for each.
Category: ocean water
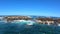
[0,22,60,34]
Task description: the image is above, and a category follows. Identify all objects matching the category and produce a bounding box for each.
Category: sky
[0,0,60,17]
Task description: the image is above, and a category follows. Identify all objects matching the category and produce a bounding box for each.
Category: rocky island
[0,15,60,26]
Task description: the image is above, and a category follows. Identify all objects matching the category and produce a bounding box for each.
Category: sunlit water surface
[0,21,60,34]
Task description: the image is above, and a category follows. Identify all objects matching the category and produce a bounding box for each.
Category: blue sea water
[0,22,60,34]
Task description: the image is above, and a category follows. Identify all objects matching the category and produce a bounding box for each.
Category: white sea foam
[58,24,60,26]
[12,20,35,25]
